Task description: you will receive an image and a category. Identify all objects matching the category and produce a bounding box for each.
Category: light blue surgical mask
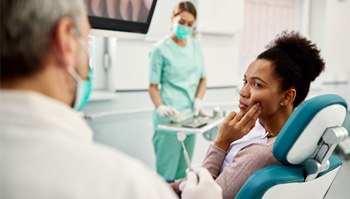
[173,23,192,40]
[67,36,93,112]
[68,67,93,111]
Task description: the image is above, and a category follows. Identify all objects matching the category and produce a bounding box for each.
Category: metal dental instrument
[177,132,192,171]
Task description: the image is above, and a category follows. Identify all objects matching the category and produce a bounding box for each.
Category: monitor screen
[84,0,157,37]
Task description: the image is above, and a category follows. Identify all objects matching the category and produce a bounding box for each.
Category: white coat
[0,90,178,199]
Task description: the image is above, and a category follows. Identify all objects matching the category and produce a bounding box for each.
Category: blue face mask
[173,23,192,40]
[67,36,93,112]
[68,67,93,111]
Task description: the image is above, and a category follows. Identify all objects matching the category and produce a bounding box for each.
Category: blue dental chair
[235,94,348,199]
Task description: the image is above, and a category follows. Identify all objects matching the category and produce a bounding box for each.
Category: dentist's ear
[51,17,77,68]
[281,88,296,107]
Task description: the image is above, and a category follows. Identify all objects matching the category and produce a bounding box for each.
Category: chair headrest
[273,94,347,165]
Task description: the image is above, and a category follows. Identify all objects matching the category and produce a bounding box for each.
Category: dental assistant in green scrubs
[148,1,207,179]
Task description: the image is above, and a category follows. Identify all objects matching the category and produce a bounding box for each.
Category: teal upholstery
[235,155,342,199]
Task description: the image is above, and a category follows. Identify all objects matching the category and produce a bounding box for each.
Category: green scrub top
[149,36,206,115]
[149,36,206,179]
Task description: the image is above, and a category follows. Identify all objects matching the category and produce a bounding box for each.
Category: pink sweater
[202,137,279,199]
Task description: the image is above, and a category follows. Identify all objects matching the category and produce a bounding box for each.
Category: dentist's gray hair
[0,0,86,80]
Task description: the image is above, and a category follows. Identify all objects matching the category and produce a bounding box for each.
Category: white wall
[309,0,350,102]
[323,0,350,81]
[110,34,241,90]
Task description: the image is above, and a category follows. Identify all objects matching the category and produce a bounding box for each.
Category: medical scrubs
[149,35,206,179]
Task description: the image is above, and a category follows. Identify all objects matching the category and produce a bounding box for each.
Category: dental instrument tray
[158,108,224,133]
[171,109,208,128]
[181,118,208,128]
[158,115,224,134]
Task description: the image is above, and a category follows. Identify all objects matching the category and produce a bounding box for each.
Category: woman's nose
[239,85,249,98]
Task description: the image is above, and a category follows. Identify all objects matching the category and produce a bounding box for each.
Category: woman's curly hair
[257,31,325,107]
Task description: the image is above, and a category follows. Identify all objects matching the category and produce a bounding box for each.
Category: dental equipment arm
[177,132,192,171]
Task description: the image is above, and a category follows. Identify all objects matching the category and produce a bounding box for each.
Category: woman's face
[239,59,285,118]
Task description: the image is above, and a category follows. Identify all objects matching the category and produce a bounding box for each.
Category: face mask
[173,23,192,40]
[68,67,93,111]
[67,37,93,112]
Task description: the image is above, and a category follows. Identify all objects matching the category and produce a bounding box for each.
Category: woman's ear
[282,88,296,106]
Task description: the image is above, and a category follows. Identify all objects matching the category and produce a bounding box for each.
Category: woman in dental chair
[172,31,326,199]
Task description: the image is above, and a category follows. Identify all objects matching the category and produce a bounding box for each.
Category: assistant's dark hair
[257,31,325,107]
[173,1,197,19]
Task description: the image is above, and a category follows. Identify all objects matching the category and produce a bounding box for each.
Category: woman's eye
[179,20,185,25]
[242,79,247,85]
[253,83,262,88]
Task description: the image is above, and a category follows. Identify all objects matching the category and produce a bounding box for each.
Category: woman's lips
[239,101,248,109]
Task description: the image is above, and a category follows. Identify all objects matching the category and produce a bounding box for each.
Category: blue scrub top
[149,36,206,112]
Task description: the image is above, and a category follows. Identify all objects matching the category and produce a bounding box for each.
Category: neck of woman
[170,33,186,47]
[260,105,294,138]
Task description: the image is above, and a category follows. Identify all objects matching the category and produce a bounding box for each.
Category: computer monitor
[84,0,158,38]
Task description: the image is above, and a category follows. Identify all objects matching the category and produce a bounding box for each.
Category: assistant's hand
[214,103,261,151]
[181,168,222,199]
[194,98,208,117]
[156,105,179,117]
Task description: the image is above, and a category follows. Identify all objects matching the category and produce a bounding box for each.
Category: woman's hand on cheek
[214,103,261,151]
